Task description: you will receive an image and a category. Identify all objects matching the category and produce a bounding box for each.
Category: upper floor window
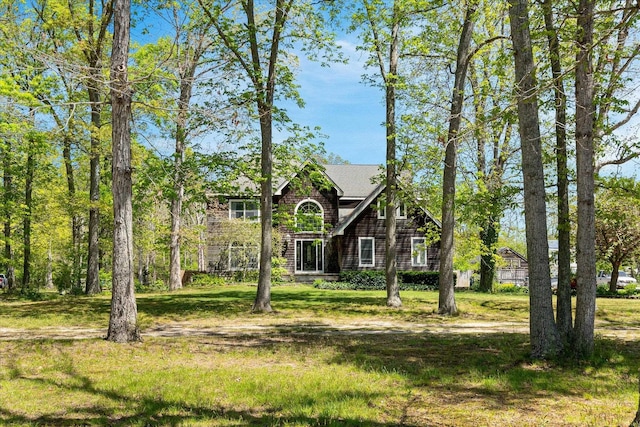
[230,200,260,221]
[377,199,407,219]
[295,200,324,232]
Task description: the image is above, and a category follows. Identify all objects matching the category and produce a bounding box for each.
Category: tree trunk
[46,242,54,289]
[82,0,114,295]
[3,141,14,291]
[385,1,401,308]
[246,0,291,313]
[573,0,597,358]
[479,220,497,292]
[439,2,476,315]
[509,0,561,358]
[86,77,103,295]
[253,105,274,312]
[62,135,83,290]
[198,210,207,271]
[610,260,622,293]
[107,0,140,343]
[22,139,34,289]
[542,0,573,344]
[169,92,189,291]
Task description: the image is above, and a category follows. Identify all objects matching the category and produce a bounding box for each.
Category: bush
[398,271,441,287]
[330,270,440,291]
[313,280,355,290]
[338,270,386,290]
[190,274,227,287]
[493,283,528,294]
[233,270,259,283]
[622,283,638,296]
[271,257,289,283]
[100,271,112,292]
[135,279,168,293]
[597,284,616,297]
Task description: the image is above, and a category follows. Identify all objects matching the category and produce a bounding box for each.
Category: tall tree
[595,181,640,292]
[160,2,217,291]
[86,0,113,295]
[508,0,561,358]
[541,0,573,344]
[438,2,477,315]
[572,0,597,358]
[358,0,403,307]
[198,0,339,312]
[107,0,140,343]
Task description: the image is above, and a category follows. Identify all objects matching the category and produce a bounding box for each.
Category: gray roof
[322,164,382,199]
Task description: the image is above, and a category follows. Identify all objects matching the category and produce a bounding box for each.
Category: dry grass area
[0,285,639,426]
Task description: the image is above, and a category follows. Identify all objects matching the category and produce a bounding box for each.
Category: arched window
[295,200,324,232]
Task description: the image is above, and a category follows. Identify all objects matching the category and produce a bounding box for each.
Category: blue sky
[281,39,388,166]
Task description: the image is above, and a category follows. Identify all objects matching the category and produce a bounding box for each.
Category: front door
[295,239,323,273]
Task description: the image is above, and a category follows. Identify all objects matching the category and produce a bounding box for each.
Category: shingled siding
[276,178,340,274]
[339,203,440,272]
[206,198,231,272]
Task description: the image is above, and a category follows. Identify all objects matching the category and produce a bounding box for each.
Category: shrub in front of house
[493,283,528,294]
[398,271,441,288]
[329,270,440,291]
[190,274,227,287]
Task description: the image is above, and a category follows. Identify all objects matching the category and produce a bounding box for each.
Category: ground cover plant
[1,284,640,426]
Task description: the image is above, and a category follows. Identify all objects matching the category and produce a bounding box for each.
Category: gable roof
[498,247,528,262]
[322,164,381,199]
[331,183,442,236]
[274,163,382,199]
[274,163,344,197]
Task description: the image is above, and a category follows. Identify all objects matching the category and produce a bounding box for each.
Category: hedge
[328,270,453,291]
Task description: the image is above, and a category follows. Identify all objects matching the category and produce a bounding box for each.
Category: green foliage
[189,274,227,287]
[596,284,612,296]
[333,270,441,291]
[493,283,528,294]
[233,270,259,283]
[271,257,289,283]
[135,279,169,293]
[338,270,387,289]
[397,271,440,287]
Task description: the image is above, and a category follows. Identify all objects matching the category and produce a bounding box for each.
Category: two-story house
[206,162,441,280]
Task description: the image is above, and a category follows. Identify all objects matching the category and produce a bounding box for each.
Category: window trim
[229,199,260,221]
[411,237,428,267]
[377,199,407,220]
[358,237,376,267]
[294,198,324,233]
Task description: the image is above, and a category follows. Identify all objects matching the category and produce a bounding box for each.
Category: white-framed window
[411,237,428,266]
[229,242,259,270]
[359,237,375,267]
[377,199,407,219]
[229,200,260,221]
[295,199,324,232]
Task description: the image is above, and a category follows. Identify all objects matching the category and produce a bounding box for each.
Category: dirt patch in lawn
[0,318,638,341]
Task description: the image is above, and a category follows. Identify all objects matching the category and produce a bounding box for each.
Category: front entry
[295,239,324,273]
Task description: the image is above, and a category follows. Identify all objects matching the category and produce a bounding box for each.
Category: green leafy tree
[595,179,640,292]
[351,0,407,307]
[509,0,561,358]
[197,0,340,312]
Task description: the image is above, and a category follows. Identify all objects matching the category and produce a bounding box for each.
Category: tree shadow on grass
[1,329,639,426]
[0,353,416,427]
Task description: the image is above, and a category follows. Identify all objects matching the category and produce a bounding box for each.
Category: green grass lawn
[1,284,639,426]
